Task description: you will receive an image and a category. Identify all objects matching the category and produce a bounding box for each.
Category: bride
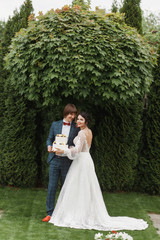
[49,112,148,231]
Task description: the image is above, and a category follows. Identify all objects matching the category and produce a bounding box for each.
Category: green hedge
[0,94,38,187]
[135,44,160,194]
[92,100,143,191]
[0,0,36,187]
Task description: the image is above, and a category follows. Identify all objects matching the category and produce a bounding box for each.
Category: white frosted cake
[52,134,68,151]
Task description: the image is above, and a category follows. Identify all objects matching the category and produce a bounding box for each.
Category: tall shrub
[120,0,142,34]
[142,11,160,51]
[135,44,160,194]
[0,0,37,187]
[0,94,37,186]
[1,0,33,56]
[93,100,143,191]
[0,21,5,132]
[111,0,119,13]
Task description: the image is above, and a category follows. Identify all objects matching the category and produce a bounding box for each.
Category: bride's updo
[79,112,90,125]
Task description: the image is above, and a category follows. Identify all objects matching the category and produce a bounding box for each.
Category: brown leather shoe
[42,215,51,222]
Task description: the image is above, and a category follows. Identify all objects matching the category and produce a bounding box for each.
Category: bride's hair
[79,112,90,125]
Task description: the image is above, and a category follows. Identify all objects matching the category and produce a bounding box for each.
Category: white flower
[95,231,133,240]
[117,232,133,240]
[94,233,103,240]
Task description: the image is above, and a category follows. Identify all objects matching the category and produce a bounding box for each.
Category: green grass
[0,186,160,240]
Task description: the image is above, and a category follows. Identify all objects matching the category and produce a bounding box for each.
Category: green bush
[120,0,142,34]
[135,44,160,194]
[5,6,154,107]
[0,0,37,187]
[93,100,143,191]
[0,94,38,187]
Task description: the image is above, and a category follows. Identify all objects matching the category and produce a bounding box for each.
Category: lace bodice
[64,130,90,160]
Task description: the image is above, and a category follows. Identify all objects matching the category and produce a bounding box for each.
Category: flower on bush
[94,231,133,240]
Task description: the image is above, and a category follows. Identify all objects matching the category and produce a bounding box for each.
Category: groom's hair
[63,104,77,117]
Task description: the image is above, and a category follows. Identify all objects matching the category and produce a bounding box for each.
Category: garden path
[148,213,160,235]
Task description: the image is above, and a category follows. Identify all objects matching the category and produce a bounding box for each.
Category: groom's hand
[54,148,64,155]
[48,146,53,153]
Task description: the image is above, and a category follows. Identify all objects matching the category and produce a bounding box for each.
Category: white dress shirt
[62,119,71,138]
[60,119,72,157]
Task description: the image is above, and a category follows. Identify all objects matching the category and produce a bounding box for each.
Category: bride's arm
[55,131,85,160]
[64,131,85,159]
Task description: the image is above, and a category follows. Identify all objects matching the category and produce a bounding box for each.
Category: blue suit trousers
[46,156,72,216]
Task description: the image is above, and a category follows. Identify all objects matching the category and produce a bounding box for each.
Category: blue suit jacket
[46,120,79,163]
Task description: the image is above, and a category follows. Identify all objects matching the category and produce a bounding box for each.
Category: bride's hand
[69,146,74,149]
[54,148,64,155]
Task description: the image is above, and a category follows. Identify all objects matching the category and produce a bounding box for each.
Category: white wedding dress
[49,130,148,231]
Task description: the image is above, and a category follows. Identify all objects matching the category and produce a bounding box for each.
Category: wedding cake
[52,134,68,151]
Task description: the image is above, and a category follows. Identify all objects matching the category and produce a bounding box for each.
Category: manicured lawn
[0,186,160,240]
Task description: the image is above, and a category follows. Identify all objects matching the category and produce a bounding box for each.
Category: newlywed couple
[42,103,148,231]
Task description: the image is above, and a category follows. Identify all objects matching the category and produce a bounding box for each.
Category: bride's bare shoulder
[87,128,92,134]
[86,128,92,139]
[89,129,93,138]
[79,129,92,138]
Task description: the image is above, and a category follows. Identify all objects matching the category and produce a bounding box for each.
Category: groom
[42,103,79,222]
